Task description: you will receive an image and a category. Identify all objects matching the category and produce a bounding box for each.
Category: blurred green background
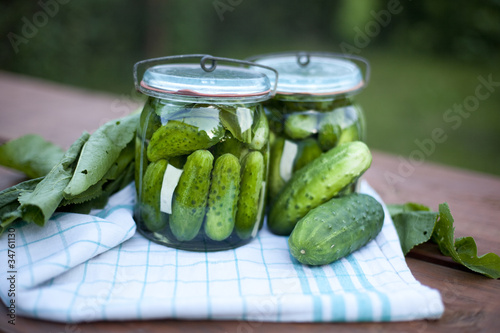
[1,0,499,176]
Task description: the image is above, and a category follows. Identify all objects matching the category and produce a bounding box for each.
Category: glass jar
[133,55,277,251]
[249,52,369,204]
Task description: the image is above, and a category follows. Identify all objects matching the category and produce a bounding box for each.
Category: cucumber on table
[288,193,384,265]
[268,141,372,235]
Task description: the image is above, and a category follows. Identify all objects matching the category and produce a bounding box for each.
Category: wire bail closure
[297,52,310,67]
[200,55,217,72]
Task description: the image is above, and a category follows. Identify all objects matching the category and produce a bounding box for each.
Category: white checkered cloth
[0,180,443,323]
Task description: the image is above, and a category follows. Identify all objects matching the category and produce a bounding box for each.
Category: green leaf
[388,202,433,216]
[17,132,90,226]
[61,139,135,205]
[0,134,64,178]
[388,202,438,255]
[0,177,43,208]
[0,178,43,234]
[0,113,139,236]
[390,201,500,279]
[60,162,135,214]
[432,203,500,279]
[63,113,139,197]
[219,105,253,143]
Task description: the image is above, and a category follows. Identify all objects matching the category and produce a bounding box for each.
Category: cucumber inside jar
[265,95,365,199]
[135,102,269,251]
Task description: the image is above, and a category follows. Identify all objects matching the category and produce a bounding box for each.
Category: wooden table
[1,71,499,332]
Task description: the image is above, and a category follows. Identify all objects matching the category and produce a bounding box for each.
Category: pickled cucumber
[284,113,318,140]
[204,154,241,241]
[338,124,361,144]
[135,136,148,195]
[147,120,224,161]
[235,151,265,239]
[140,159,168,232]
[170,150,214,241]
[212,132,247,161]
[268,136,286,200]
[248,106,269,150]
[139,99,162,140]
[318,112,343,151]
[292,138,322,172]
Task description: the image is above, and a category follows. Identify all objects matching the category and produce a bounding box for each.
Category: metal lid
[250,52,369,97]
[134,55,278,103]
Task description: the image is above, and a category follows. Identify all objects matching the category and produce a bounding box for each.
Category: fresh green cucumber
[204,154,241,241]
[288,193,384,265]
[284,113,318,140]
[170,150,214,241]
[147,120,224,161]
[140,159,168,232]
[235,151,265,239]
[292,138,322,173]
[268,141,372,235]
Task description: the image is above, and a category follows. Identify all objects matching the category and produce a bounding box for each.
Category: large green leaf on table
[432,203,500,279]
[63,113,139,198]
[388,202,438,255]
[0,134,64,178]
[16,133,89,226]
[0,112,140,236]
[389,201,500,279]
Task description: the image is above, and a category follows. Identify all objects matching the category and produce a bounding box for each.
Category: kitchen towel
[0,180,444,323]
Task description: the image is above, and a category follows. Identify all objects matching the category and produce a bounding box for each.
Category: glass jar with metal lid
[133,54,277,251]
[248,52,370,204]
